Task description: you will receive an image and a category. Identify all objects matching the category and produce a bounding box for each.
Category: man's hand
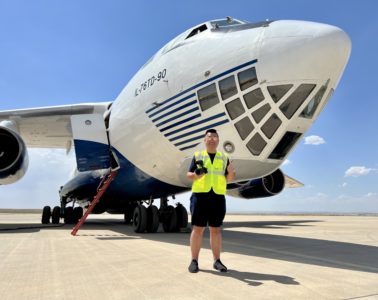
[226,161,235,182]
[187,172,205,181]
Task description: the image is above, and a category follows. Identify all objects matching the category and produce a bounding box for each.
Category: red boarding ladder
[71,169,118,236]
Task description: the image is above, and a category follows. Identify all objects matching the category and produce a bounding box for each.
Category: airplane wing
[0,102,111,151]
[284,174,304,188]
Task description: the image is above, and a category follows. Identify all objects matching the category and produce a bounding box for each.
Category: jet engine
[227,169,285,199]
[0,125,29,185]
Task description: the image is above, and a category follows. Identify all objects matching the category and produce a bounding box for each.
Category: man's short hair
[205,129,218,136]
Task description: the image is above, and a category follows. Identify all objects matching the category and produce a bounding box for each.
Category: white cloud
[282,159,291,166]
[366,192,377,198]
[341,182,347,188]
[316,192,328,198]
[344,166,374,177]
[304,135,325,145]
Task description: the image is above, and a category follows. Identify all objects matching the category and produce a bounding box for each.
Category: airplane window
[243,88,264,109]
[219,76,237,100]
[234,116,254,140]
[225,98,245,120]
[197,83,220,111]
[246,133,267,156]
[279,84,316,119]
[186,24,208,39]
[268,131,302,160]
[252,103,271,123]
[267,84,293,103]
[300,84,327,118]
[261,113,282,139]
[238,67,258,91]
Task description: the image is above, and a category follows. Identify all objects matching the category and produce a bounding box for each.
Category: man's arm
[226,160,235,182]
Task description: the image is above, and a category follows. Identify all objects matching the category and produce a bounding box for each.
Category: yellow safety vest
[191,150,228,195]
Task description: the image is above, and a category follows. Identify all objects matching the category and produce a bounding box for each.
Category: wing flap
[0,102,111,149]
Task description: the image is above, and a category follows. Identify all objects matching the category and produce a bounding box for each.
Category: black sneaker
[188,259,199,273]
[213,259,227,272]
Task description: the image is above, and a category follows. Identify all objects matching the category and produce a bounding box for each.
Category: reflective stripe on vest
[191,150,228,195]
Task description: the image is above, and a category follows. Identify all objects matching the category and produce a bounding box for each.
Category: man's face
[204,132,219,149]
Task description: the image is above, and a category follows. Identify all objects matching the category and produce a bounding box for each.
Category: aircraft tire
[64,207,74,224]
[146,205,159,233]
[41,206,51,224]
[175,204,188,230]
[73,207,83,224]
[51,206,61,224]
[133,205,147,233]
[162,205,177,233]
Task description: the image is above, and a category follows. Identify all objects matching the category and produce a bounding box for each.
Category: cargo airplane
[0,17,351,233]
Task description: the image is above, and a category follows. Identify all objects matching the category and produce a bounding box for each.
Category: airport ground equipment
[71,169,118,236]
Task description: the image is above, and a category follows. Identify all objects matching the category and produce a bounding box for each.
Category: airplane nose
[259,20,351,86]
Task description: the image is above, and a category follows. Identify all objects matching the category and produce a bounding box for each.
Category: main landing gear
[41,205,83,225]
[132,197,188,234]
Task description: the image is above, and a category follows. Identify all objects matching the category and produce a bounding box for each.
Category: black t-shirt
[189,152,229,198]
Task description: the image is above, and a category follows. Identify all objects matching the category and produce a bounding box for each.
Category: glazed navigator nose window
[225,98,245,120]
[267,84,293,103]
[234,116,254,140]
[300,84,327,118]
[197,83,220,111]
[243,88,264,109]
[279,84,316,119]
[252,103,270,123]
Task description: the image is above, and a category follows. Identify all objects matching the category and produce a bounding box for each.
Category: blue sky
[0,0,377,212]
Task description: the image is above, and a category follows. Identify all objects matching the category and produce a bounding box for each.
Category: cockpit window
[238,67,258,91]
[197,83,220,111]
[186,24,208,39]
[210,17,244,29]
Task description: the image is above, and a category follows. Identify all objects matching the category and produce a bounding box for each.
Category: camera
[194,160,208,175]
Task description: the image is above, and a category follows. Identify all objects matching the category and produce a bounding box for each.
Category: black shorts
[190,191,226,227]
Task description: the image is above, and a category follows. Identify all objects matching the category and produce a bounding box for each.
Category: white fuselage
[108,19,351,189]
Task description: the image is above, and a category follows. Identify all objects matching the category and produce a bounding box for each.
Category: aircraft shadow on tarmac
[2,218,378,275]
[93,218,378,275]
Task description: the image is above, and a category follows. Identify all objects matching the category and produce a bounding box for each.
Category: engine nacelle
[227,169,285,199]
[0,124,29,185]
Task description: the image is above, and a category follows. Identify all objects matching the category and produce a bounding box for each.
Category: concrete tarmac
[0,213,378,300]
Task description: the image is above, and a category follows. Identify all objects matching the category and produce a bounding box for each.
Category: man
[186,129,235,273]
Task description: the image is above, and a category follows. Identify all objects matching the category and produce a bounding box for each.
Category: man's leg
[190,225,205,260]
[209,226,222,260]
[210,226,227,272]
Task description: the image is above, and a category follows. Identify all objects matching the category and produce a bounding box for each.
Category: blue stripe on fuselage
[145,58,258,114]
